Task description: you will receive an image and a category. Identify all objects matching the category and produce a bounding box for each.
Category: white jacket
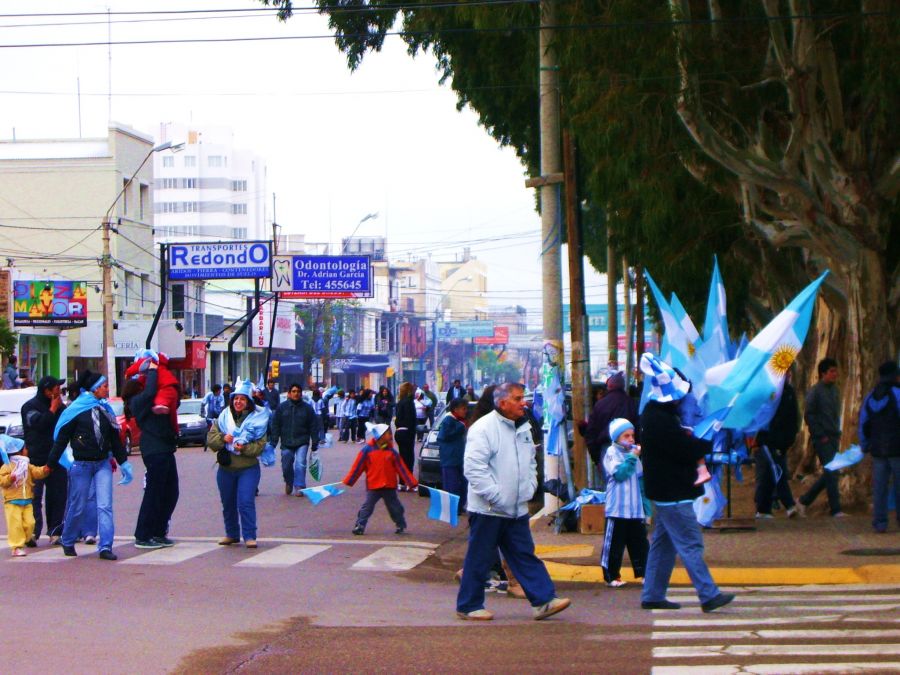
[464,410,537,519]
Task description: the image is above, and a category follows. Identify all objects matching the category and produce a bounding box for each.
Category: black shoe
[701,593,735,613]
[135,539,165,549]
[98,549,118,561]
[352,525,364,536]
[395,526,406,535]
[25,537,37,548]
[641,600,681,610]
[62,545,77,557]
[151,536,175,547]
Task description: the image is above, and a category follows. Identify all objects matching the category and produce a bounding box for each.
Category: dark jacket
[804,381,841,440]
[264,387,281,412]
[374,393,394,422]
[394,397,417,431]
[757,382,800,453]
[445,386,464,403]
[270,397,320,450]
[437,414,467,467]
[129,371,178,458]
[584,377,639,465]
[640,400,711,502]
[48,405,126,468]
[859,382,899,458]
[21,391,63,465]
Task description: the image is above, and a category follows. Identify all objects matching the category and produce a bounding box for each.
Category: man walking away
[21,376,67,546]
[456,382,570,622]
[859,361,899,533]
[201,385,225,452]
[270,383,320,496]
[753,371,801,519]
[797,358,845,517]
[264,379,281,412]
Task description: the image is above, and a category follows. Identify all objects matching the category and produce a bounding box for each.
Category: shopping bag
[308,449,322,481]
[260,442,276,467]
[320,432,334,449]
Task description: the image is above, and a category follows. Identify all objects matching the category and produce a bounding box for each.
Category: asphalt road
[3,439,898,674]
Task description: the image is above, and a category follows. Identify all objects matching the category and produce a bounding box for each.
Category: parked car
[175,398,210,447]
[0,387,38,438]
[108,397,141,456]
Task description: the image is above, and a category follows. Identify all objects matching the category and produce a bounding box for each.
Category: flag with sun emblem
[705,272,828,430]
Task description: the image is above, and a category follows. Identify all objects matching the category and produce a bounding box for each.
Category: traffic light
[270,360,280,378]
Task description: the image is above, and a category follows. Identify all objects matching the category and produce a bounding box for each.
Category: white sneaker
[833,511,849,518]
[755,512,774,519]
[533,597,571,621]
[606,579,627,588]
[456,608,494,621]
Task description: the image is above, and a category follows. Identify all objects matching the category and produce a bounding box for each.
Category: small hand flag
[301,482,345,505]
[426,487,459,527]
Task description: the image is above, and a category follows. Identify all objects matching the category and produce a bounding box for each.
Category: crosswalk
[650,584,900,674]
[2,537,437,572]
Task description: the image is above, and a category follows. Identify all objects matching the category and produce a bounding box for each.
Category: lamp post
[102,140,183,395]
[432,275,472,390]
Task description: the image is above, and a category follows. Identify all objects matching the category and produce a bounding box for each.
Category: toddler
[124,349,181,432]
[0,435,50,557]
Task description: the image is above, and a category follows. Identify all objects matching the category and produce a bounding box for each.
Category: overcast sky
[0,0,608,326]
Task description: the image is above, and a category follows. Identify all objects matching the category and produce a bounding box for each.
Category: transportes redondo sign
[168,241,272,280]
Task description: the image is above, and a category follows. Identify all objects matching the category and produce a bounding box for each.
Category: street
[3,439,898,674]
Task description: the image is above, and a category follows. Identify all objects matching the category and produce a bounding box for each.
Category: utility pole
[607,239,618,371]
[101,217,117,394]
[622,258,633,384]
[563,130,590,490]
[635,265,646,366]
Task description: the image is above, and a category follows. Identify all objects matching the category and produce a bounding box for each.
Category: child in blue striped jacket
[600,418,650,588]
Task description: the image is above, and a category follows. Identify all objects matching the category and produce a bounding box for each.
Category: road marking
[662,603,898,614]
[653,628,900,640]
[667,594,900,603]
[121,542,219,565]
[653,643,900,658]
[716,584,900,593]
[9,546,74,563]
[351,546,433,571]
[235,544,331,568]
[158,535,437,549]
[652,664,900,674]
[653,616,843,627]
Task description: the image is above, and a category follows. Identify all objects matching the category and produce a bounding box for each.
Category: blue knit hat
[640,353,690,403]
[231,378,254,401]
[608,418,634,444]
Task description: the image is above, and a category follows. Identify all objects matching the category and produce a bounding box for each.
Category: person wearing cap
[859,361,900,533]
[600,418,650,588]
[21,374,67,546]
[341,422,417,536]
[47,370,132,560]
[207,379,269,548]
[0,434,50,557]
[638,353,734,613]
[583,371,639,474]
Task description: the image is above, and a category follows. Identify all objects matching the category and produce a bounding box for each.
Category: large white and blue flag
[300,482,346,505]
[426,487,459,527]
[697,256,731,368]
[670,292,701,346]
[705,272,828,431]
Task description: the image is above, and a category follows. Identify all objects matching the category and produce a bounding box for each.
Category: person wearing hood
[638,354,734,613]
[583,371,639,470]
[21,375,67,546]
[859,361,900,534]
[0,435,50,557]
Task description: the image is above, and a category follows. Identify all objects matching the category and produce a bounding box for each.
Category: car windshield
[179,399,203,415]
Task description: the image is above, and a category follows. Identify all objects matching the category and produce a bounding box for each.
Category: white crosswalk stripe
[120,542,219,565]
[351,546,434,571]
[235,544,331,568]
[651,585,900,675]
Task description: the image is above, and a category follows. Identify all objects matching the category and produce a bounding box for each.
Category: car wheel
[125,432,133,456]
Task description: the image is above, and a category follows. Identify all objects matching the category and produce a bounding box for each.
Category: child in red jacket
[124,350,181,432]
[342,422,418,536]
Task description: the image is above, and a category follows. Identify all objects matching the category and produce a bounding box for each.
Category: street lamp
[433,275,472,391]
[102,140,184,395]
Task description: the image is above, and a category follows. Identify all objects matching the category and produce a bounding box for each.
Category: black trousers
[134,453,180,541]
[32,466,68,539]
[754,446,796,513]
[394,429,415,484]
[600,517,649,582]
[355,488,406,530]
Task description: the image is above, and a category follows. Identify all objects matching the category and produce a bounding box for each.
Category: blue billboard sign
[272,255,373,298]
[436,321,494,339]
[168,241,272,280]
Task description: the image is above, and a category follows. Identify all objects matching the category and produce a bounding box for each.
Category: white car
[0,387,38,438]
[175,398,210,446]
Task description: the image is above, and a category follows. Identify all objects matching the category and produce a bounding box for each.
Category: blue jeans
[62,460,113,550]
[641,501,720,605]
[872,456,900,532]
[457,513,556,613]
[216,464,261,542]
[281,445,309,489]
[441,466,467,512]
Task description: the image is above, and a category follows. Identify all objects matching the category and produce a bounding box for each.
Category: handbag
[216,449,232,466]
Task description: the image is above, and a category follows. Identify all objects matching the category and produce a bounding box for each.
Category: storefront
[168,340,208,399]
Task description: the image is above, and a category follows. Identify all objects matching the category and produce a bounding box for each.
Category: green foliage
[476,348,521,384]
[0,317,16,356]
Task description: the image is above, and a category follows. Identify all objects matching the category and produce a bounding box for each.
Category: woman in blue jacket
[437,397,469,513]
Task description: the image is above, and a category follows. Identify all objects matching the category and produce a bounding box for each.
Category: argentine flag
[697,256,731,369]
[300,482,346,506]
[706,272,828,431]
[426,487,460,527]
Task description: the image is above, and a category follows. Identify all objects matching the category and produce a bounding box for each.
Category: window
[122,178,129,215]
[208,155,223,168]
[140,275,148,306]
[231,180,247,191]
[159,202,177,213]
[162,156,174,168]
[184,155,196,168]
[183,178,197,189]
[231,203,247,215]
[183,201,198,213]
[232,227,247,239]
[160,178,177,189]
[171,283,185,319]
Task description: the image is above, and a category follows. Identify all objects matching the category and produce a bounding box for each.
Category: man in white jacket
[456,382,571,622]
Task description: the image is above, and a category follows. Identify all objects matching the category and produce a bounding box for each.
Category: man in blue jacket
[437,397,469,513]
[859,361,899,533]
[270,383,320,496]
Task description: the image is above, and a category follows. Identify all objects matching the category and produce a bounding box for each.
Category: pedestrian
[201,384,225,451]
[356,389,374,443]
[752,371,801,519]
[270,382,320,497]
[638,353,734,612]
[0,435,50,557]
[342,390,358,442]
[21,375,67,546]
[312,389,327,442]
[342,423,417,536]
[422,383,437,428]
[124,363,180,550]
[374,385,394,424]
[859,360,899,533]
[464,385,477,403]
[445,379,464,404]
[207,380,269,548]
[600,418,649,588]
[583,371,639,474]
[456,382,571,622]
[331,390,345,439]
[796,358,845,517]
[2,355,21,389]
[438,397,469,513]
[264,378,281,411]
[48,370,133,560]
[393,382,417,491]
[414,388,429,441]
